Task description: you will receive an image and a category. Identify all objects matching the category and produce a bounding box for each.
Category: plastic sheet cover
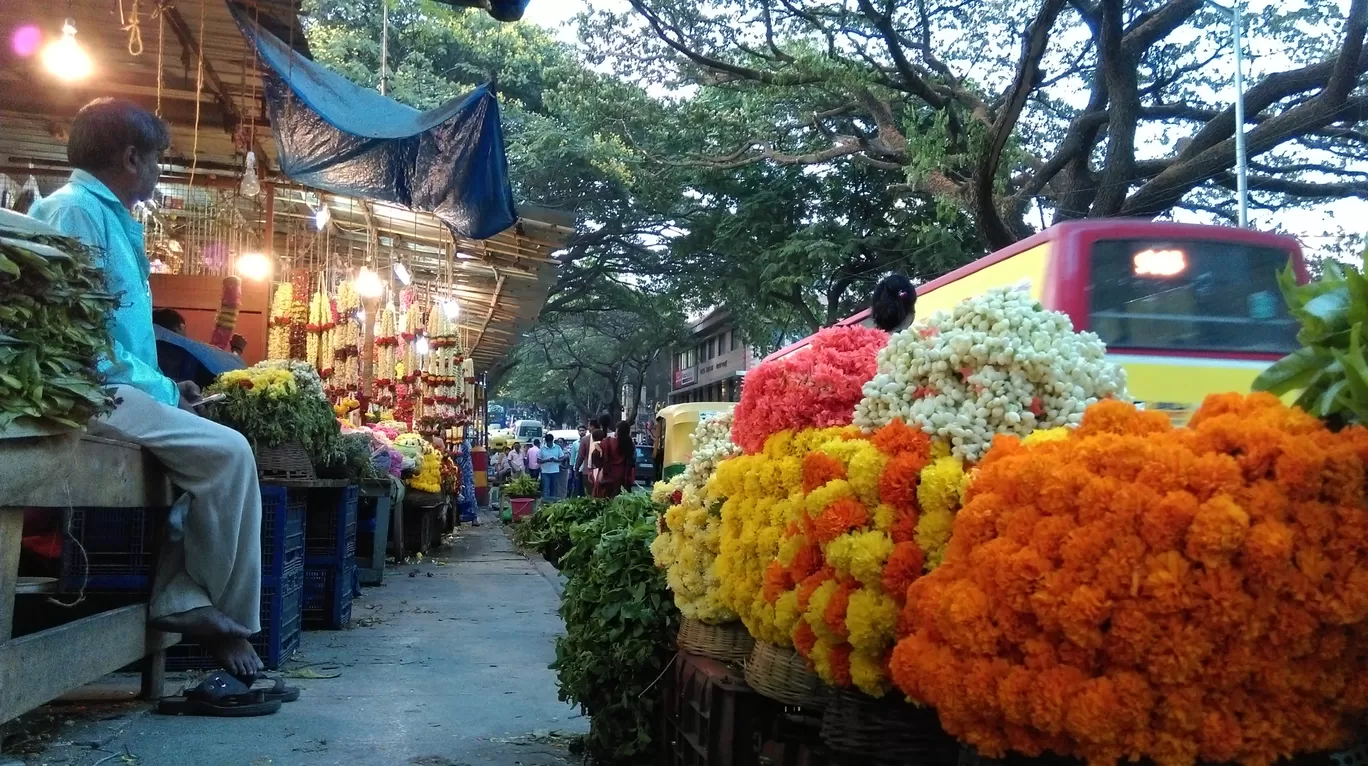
[230,3,518,241]
[154,325,245,388]
[439,0,532,21]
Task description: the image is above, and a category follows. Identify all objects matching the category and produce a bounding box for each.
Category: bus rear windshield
[1088,239,1298,355]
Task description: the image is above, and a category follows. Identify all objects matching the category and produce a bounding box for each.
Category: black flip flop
[236,674,301,703]
[155,671,281,717]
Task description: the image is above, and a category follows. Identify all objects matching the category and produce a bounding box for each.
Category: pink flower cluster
[732,326,888,453]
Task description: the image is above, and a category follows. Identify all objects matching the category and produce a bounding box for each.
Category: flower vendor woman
[29,98,266,680]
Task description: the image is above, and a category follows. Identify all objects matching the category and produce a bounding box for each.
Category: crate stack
[167,485,306,670]
[303,484,358,630]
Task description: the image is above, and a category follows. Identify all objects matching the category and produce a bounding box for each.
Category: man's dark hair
[152,308,185,332]
[544,433,554,446]
[230,334,247,353]
[597,413,613,430]
[68,98,171,172]
[872,274,917,332]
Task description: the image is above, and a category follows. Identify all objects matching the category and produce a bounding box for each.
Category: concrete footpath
[4,511,584,766]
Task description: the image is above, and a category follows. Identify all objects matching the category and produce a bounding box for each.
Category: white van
[514,420,544,444]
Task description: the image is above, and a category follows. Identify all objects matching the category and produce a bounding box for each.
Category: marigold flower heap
[889,394,1368,766]
[651,412,742,623]
[713,428,837,645]
[853,286,1126,461]
[731,326,887,454]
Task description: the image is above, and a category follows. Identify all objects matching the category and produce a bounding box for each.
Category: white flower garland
[853,286,1127,461]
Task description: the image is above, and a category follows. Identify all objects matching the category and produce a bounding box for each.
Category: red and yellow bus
[766,220,1308,424]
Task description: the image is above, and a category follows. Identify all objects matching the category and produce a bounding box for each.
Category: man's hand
[177,381,201,413]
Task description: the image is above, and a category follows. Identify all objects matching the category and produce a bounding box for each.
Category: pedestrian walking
[592,420,636,498]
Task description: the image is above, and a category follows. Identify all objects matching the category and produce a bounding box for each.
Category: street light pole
[1206,0,1249,227]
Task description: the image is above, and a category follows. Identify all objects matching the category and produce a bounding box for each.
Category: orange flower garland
[889,395,1368,766]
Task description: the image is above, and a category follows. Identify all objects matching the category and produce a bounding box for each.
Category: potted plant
[506,474,540,521]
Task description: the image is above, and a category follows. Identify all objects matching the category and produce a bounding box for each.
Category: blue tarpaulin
[229,3,518,241]
[439,0,531,21]
[154,325,245,388]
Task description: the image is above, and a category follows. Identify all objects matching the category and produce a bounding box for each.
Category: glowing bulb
[239,151,260,197]
[416,336,430,356]
[355,267,384,299]
[393,262,411,286]
[442,300,460,320]
[314,204,331,230]
[1133,248,1187,277]
[42,20,92,81]
[236,252,272,281]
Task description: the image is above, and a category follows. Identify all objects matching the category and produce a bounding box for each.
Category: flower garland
[374,302,398,405]
[731,326,887,454]
[853,286,1126,461]
[651,412,742,623]
[889,394,1368,766]
[267,281,293,360]
[420,302,464,435]
[288,271,311,360]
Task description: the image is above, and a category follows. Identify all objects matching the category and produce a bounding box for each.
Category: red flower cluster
[890,395,1368,766]
[731,326,887,453]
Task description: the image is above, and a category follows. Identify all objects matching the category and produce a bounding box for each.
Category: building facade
[669,309,755,404]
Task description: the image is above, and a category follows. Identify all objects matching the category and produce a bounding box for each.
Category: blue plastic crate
[166,558,304,671]
[60,507,161,592]
[304,485,358,567]
[260,485,306,580]
[303,562,355,630]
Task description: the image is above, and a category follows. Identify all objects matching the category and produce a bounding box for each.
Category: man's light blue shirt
[29,171,179,407]
[540,444,564,474]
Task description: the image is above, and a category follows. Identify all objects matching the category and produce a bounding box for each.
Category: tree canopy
[586,0,1368,250]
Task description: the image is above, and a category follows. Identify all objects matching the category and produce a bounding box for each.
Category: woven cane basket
[676,618,755,664]
[820,687,959,764]
[256,441,315,481]
[744,640,827,710]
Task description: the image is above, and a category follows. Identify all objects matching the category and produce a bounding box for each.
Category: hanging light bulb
[42,20,92,81]
[314,203,331,230]
[393,262,411,286]
[355,267,384,300]
[416,335,430,356]
[239,151,260,197]
[236,252,273,281]
[442,300,460,320]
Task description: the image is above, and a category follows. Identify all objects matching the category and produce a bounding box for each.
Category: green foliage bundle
[0,216,117,430]
[204,363,342,470]
[552,493,679,763]
[1255,262,1368,426]
[320,431,386,481]
[512,497,604,568]
[505,473,540,498]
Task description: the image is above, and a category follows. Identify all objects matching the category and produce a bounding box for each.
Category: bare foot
[149,606,252,638]
[206,636,264,677]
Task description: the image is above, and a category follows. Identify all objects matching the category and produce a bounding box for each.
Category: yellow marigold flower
[872,503,896,532]
[918,456,966,517]
[846,587,899,653]
[827,530,894,588]
[651,532,675,569]
[665,505,685,531]
[931,439,952,460]
[774,590,801,636]
[778,456,803,493]
[915,507,956,571]
[806,579,840,644]
[847,443,888,507]
[850,650,889,698]
[1024,427,1070,446]
[805,479,854,519]
[763,430,794,459]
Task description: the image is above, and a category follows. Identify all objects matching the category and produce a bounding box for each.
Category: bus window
[1088,239,1298,355]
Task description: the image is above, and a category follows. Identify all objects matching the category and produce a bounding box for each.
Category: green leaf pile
[1254,262,1368,426]
[506,473,540,498]
[551,492,679,763]
[0,220,117,430]
[512,497,604,569]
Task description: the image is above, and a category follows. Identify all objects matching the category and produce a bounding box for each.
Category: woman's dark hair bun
[872,274,916,332]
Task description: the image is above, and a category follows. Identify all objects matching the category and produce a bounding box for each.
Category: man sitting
[29,98,264,677]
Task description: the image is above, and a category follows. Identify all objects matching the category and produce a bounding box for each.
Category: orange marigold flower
[788,543,824,584]
[824,580,856,639]
[795,568,831,612]
[802,452,847,492]
[763,560,794,603]
[880,452,931,510]
[871,418,931,458]
[883,542,926,603]
[1140,490,1200,551]
[1076,398,1171,438]
[1184,495,1250,567]
[812,497,869,544]
[888,506,919,544]
[792,619,818,658]
[828,642,853,686]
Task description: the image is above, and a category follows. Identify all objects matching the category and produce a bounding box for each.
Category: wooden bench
[0,431,180,727]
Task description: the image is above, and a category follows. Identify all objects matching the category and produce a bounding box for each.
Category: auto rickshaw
[656,402,736,480]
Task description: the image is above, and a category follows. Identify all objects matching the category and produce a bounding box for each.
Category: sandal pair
[155,671,300,717]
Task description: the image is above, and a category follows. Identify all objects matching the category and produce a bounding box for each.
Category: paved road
[5,511,584,766]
